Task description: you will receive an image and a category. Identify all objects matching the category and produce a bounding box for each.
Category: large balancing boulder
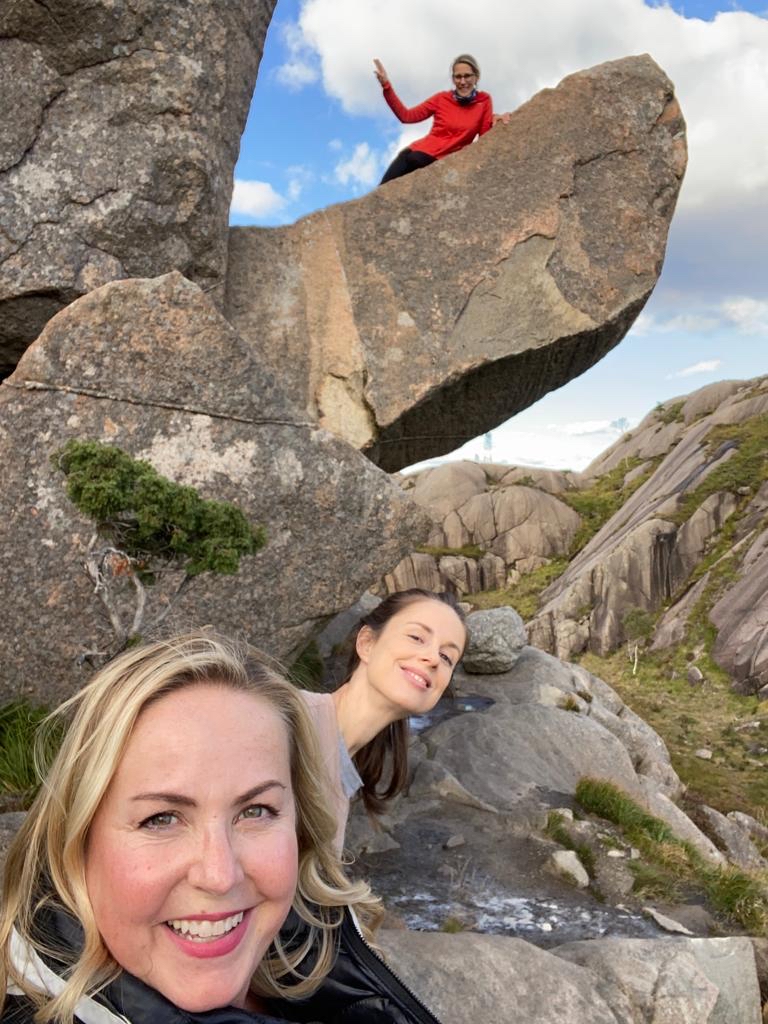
[226,55,686,471]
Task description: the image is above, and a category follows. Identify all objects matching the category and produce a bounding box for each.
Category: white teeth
[167,911,244,941]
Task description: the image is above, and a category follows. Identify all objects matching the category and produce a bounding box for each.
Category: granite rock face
[0,0,275,377]
[226,55,686,471]
[527,378,768,669]
[383,460,582,596]
[0,273,430,705]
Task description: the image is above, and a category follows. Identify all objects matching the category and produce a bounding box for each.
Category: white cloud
[549,419,615,436]
[288,0,768,212]
[334,142,381,187]
[721,296,768,333]
[274,22,320,90]
[230,179,286,217]
[666,359,722,378]
[658,313,721,333]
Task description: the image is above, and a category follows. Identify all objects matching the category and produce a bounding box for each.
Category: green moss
[416,544,487,560]
[53,440,265,576]
[440,917,466,933]
[558,694,582,713]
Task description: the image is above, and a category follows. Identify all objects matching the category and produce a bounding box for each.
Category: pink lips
[164,910,250,960]
[401,666,430,691]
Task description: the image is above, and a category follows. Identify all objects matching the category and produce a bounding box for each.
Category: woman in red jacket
[374,53,496,184]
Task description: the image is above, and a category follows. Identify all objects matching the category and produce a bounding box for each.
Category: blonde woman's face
[85,686,298,1013]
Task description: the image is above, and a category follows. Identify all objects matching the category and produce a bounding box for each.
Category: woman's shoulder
[476,90,492,103]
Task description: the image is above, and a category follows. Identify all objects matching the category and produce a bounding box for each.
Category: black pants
[380,147,436,184]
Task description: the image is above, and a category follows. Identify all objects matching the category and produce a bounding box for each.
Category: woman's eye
[407,633,423,643]
[139,811,178,830]
[239,804,277,822]
[440,653,454,668]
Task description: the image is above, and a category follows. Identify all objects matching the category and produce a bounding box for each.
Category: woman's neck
[331,669,403,755]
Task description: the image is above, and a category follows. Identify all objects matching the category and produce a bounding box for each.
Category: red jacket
[382,84,493,159]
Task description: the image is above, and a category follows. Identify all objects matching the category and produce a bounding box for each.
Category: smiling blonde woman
[0,633,440,1024]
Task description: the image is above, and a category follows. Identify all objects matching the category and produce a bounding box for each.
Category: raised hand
[373,58,389,87]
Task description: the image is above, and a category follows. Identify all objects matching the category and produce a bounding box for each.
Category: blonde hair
[0,633,380,1023]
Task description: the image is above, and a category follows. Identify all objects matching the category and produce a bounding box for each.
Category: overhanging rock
[226,54,686,472]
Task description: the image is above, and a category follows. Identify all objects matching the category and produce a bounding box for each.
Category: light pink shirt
[299,690,361,854]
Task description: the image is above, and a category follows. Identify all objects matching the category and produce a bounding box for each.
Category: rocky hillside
[389,375,768,698]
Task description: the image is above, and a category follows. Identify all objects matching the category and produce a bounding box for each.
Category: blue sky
[231,0,768,471]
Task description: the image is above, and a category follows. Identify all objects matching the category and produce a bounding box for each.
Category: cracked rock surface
[0,273,430,704]
[0,0,275,377]
[226,55,686,472]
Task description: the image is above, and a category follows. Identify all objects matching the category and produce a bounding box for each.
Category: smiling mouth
[403,667,431,690]
[166,912,244,941]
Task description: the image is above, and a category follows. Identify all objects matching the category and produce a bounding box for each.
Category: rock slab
[226,55,686,471]
[0,273,430,705]
[0,0,276,376]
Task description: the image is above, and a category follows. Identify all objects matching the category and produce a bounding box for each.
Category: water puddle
[410,694,494,734]
[384,884,659,946]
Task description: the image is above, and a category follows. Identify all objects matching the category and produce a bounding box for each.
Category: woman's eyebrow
[130,781,287,806]
[405,621,463,653]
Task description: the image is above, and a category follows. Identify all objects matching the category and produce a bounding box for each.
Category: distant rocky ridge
[386,376,768,696]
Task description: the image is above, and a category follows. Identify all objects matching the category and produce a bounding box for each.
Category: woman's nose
[187,827,245,893]
[420,642,440,666]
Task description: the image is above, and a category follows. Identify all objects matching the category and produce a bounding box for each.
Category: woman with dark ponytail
[301,589,467,851]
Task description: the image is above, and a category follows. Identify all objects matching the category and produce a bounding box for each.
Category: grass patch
[288,641,326,692]
[415,544,487,560]
[465,557,569,618]
[545,812,596,875]
[576,778,672,843]
[559,459,656,556]
[0,701,63,809]
[654,400,685,425]
[576,778,768,932]
[672,414,768,526]
[579,647,768,818]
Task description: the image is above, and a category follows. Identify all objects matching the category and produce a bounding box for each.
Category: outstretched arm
[374,59,436,124]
